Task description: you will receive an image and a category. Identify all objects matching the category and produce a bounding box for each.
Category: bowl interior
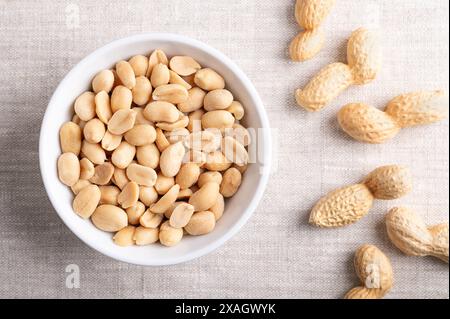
[40,33,270,265]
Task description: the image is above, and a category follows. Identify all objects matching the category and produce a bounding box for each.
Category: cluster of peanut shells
[57,49,251,247]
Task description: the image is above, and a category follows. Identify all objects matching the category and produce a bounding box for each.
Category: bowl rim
[39,32,272,266]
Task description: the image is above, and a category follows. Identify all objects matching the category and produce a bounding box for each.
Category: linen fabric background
[0,0,448,299]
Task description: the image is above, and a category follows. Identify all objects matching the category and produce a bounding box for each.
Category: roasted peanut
[132,76,152,106]
[113,225,136,246]
[57,152,80,186]
[125,201,145,225]
[170,202,195,228]
[101,131,122,151]
[72,184,101,218]
[220,167,242,197]
[146,49,169,78]
[204,150,232,171]
[112,166,130,189]
[111,85,132,113]
[111,141,136,169]
[201,110,234,131]
[91,204,128,232]
[92,69,115,94]
[194,68,225,91]
[204,89,233,111]
[210,194,224,220]
[160,142,185,177]
[221,136,249,166]
[128,55,149,77]
[187,109,205,132]
[178,87,206,112]
[108,109,136,135]
[154,173,175,195]
[116,60,136,89]
[144,101,180,123]
[159,221,183,247]
[133,107,154,126]
[136,143,160,169]
[198,171,222,188]
[176,163,200,189]
[95,91,113,124]
[150,184,180,214]
[134,226,159,245]
[74,91,96,121]
[139,186,158,206]
[152,84,189,104]
[189,182,220,211]
[117,181,139,209]
[71,179,91,195]
[99,185,121,205]
[81,141,106,164]
[151,63,170,88]
[60,121,82,155]
[89,162,114,185]
[184,211,216,235]
[169,70,192,90]
[140,209,164,228]
[226,101,244,120]
[124,124,156,146]
[83,118,105,144]
[169,56,201,76]
[126,163,157,187]
[155,127,170,152]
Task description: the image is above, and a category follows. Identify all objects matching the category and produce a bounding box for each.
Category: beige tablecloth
[0,0,448,299]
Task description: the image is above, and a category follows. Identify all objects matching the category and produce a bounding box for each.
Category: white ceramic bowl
[40,33,271,266]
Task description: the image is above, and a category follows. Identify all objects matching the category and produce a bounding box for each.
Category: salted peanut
[79,158,95,180]
[99,185,120,205]
[184,130,221,153]
[221,136,249,166]
[113,226,136,246]
[71,179,91,195]
[210,194,224,220]
[57,153,80,186]
[72,184,101,218]
[164,202,183,219]
[111,141,136,169]
[94,91,113,124]
[156,115,189,132]
[224,124,251,146]
[89,162,114,185]
[150,184,180,214]
[139,186,158,206]
[154,173,175,195]
[112,166,130,189]
[159,221,183,247]
[140,209,164,228]
[111,85,132,113]
[194,68,225,91]
[111,69,122,88]
[124,124,156,146]
[146,49,169,78]
[91,204,128,232]
[144,101,180,123]
[184,211,216,235]
[226,101,244,120]
[204,151,232,171]
[125,201,145,225]
[152,84,189,104]
[83,118,105,144]
[101,131,122,151]
[108,109,136,135]
[169,56,201,76]
[81,141,106,165]
[184,150,207,166]
[204,89,233,111]
[187,109,204,132]
[117,181,139,209]
[92,70,115,94]
[176,163,200,189]
[155,127,171,152]
[126,163,157,187]
[132,76,152,106]
[189,182,220,211]
[169,70,192,90]
[177,188,193,200]
[178,87,206,112]
[133,107,154,126]
[74,91,96,121]
[136,143,160,169]
[233,163,248,174]
[220,167,242,197]
[60,121,82,155]
[165,128,190,144]
[116,60,136,89]
[134,226,159,245]
[198,171,222,188]
[150,63,170,88]
[170,203,195,228]
[128,55,149,77]
[160,142,185,177]
[201,110,234,131]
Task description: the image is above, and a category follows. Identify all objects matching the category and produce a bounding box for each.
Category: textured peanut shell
[344,287,381,299]
[309,184,374,228]
[295,0,336,29]
[289,29,325,62]
[363,165,412,200]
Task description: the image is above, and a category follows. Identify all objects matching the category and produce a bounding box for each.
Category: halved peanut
[133,107,154,126]
[126,163,157,187]
[150,63,170,88]
[124,124,156,146]
[169,70,192,90]
[95,91,113,124]
[210,194,224,220]
[117,181,139,209]
[154,173,175,195]
[184,130,221,153]
[226,101,244,120]
[156,115,189,131]
[204,89,233,111]
[60,121,82,155]
[160,142,185,177]
[126,201,145,225]
[170,202,195,228]
[159,221,183,246]
[150,184,180,214]
[111,85,132,113]
[139,186,158,206]
[108,109,136,135]
[89,162,114,185]
[201,110,234,131]
[83,118,106,143]
[152,84,189,104]
[128,55,149,77]
[113,226,136,246]
[57,153,80,186]
[134,226,159,245]
[144,101,180,123]
[204,150,232,171]
[176,163,200,189]
[71,179,91,195]
[165,128,190,144]
[91,204,128,232]
[136,143,160,169]
[116,60,136,89]
[112,166,130,189]
[221,136,248,166]
[101,131,122,151]
[79,158,95,180]
[155,127,170,152]
[189,182,220,211]
[99,185,121,205]
[81,141,106,164]
[92,70,114,94]
[198,171,222,188]
[220,167,242,197]
[164,202,183,219]
[132,76,152,106]
[194,68,225,91]
[187,109,204,132]
[169,56,201,76]
[111,141,136,169]
[184,211,216,235]
[146,49,168,77]
[178,87,206,112]
[72,184,101,218]
[74,91,96,121]
[140,209,164,228]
